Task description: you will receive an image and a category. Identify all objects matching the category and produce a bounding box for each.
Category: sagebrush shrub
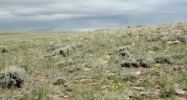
[0,46,9,53]
[120,51,131,58]
[120,59,140,68]
[115,46,132,52]
[154,56,171,64]
[147,36,161,42]
[136,59,153,68]
[120,73,136,81]
[0,66,25,88]
[167,36,186,43]
[52,45,77,57]
[53,77,66,85]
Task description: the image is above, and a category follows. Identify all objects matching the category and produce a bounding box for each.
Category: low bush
[115,46,132,52]
[120,59,140,68]
[147,36,161,42]
[146,46,160,51]
[120,73,136,81]
[172,53,184,59]
[46,45,63,51]
[136,59,154,68]
[121,58,154,68]
[167,36,186,43]
[0,66,25,88]
[154,56,171,64]
[0,46,9,53]
[119,51,131,58]
[53,77,66,85]
[53,47,73,57]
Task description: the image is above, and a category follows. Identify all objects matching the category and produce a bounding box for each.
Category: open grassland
[0,23,187,100]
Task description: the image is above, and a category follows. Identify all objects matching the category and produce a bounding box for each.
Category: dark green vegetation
[0,23,187,99]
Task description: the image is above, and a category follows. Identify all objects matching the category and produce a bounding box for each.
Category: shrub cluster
[172,53,184,59]
[115,46,133,59]
[120,56,170,68]
[147,36,161,42]
[167,36,186,43]
[53,46,74,57]
[154,57,171,64]
[45,45,77,59]
[146,46,160,51]
[120,58,153,68]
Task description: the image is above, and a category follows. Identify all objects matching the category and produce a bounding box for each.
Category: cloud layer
[0,0,187,31]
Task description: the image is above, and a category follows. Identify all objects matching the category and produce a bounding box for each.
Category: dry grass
[0,22,187,100]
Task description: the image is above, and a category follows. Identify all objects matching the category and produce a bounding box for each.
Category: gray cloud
[0,0,187,31]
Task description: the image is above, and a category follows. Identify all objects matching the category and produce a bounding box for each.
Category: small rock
[133,87,144,90]
[32,78,39,81]
[124,95,130,100]
[105,55,111,60]
[134,71,141,76]
[102,60,108,64]
[101,85,110,89]
[155,64,161,67]
[176,97,186,100]
[101,90,109,95]
[89,54,93,57]
[63,95,70,99]
[140,91,151,95]
[166,41,174,44]
[148,51,155,54]
[176,89,185,96]
[173,65,184,71]
[173,40,181,44]
[73,80,80,84]
[84,68,92,71]
[166,41,181,44]
[40,78,50,83]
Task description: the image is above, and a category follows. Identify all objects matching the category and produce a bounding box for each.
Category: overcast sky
[0,0,187,31]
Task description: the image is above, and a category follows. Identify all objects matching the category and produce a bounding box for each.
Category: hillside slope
[0,22,187,100]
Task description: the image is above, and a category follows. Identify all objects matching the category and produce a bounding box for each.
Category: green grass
[0,22,187,99]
